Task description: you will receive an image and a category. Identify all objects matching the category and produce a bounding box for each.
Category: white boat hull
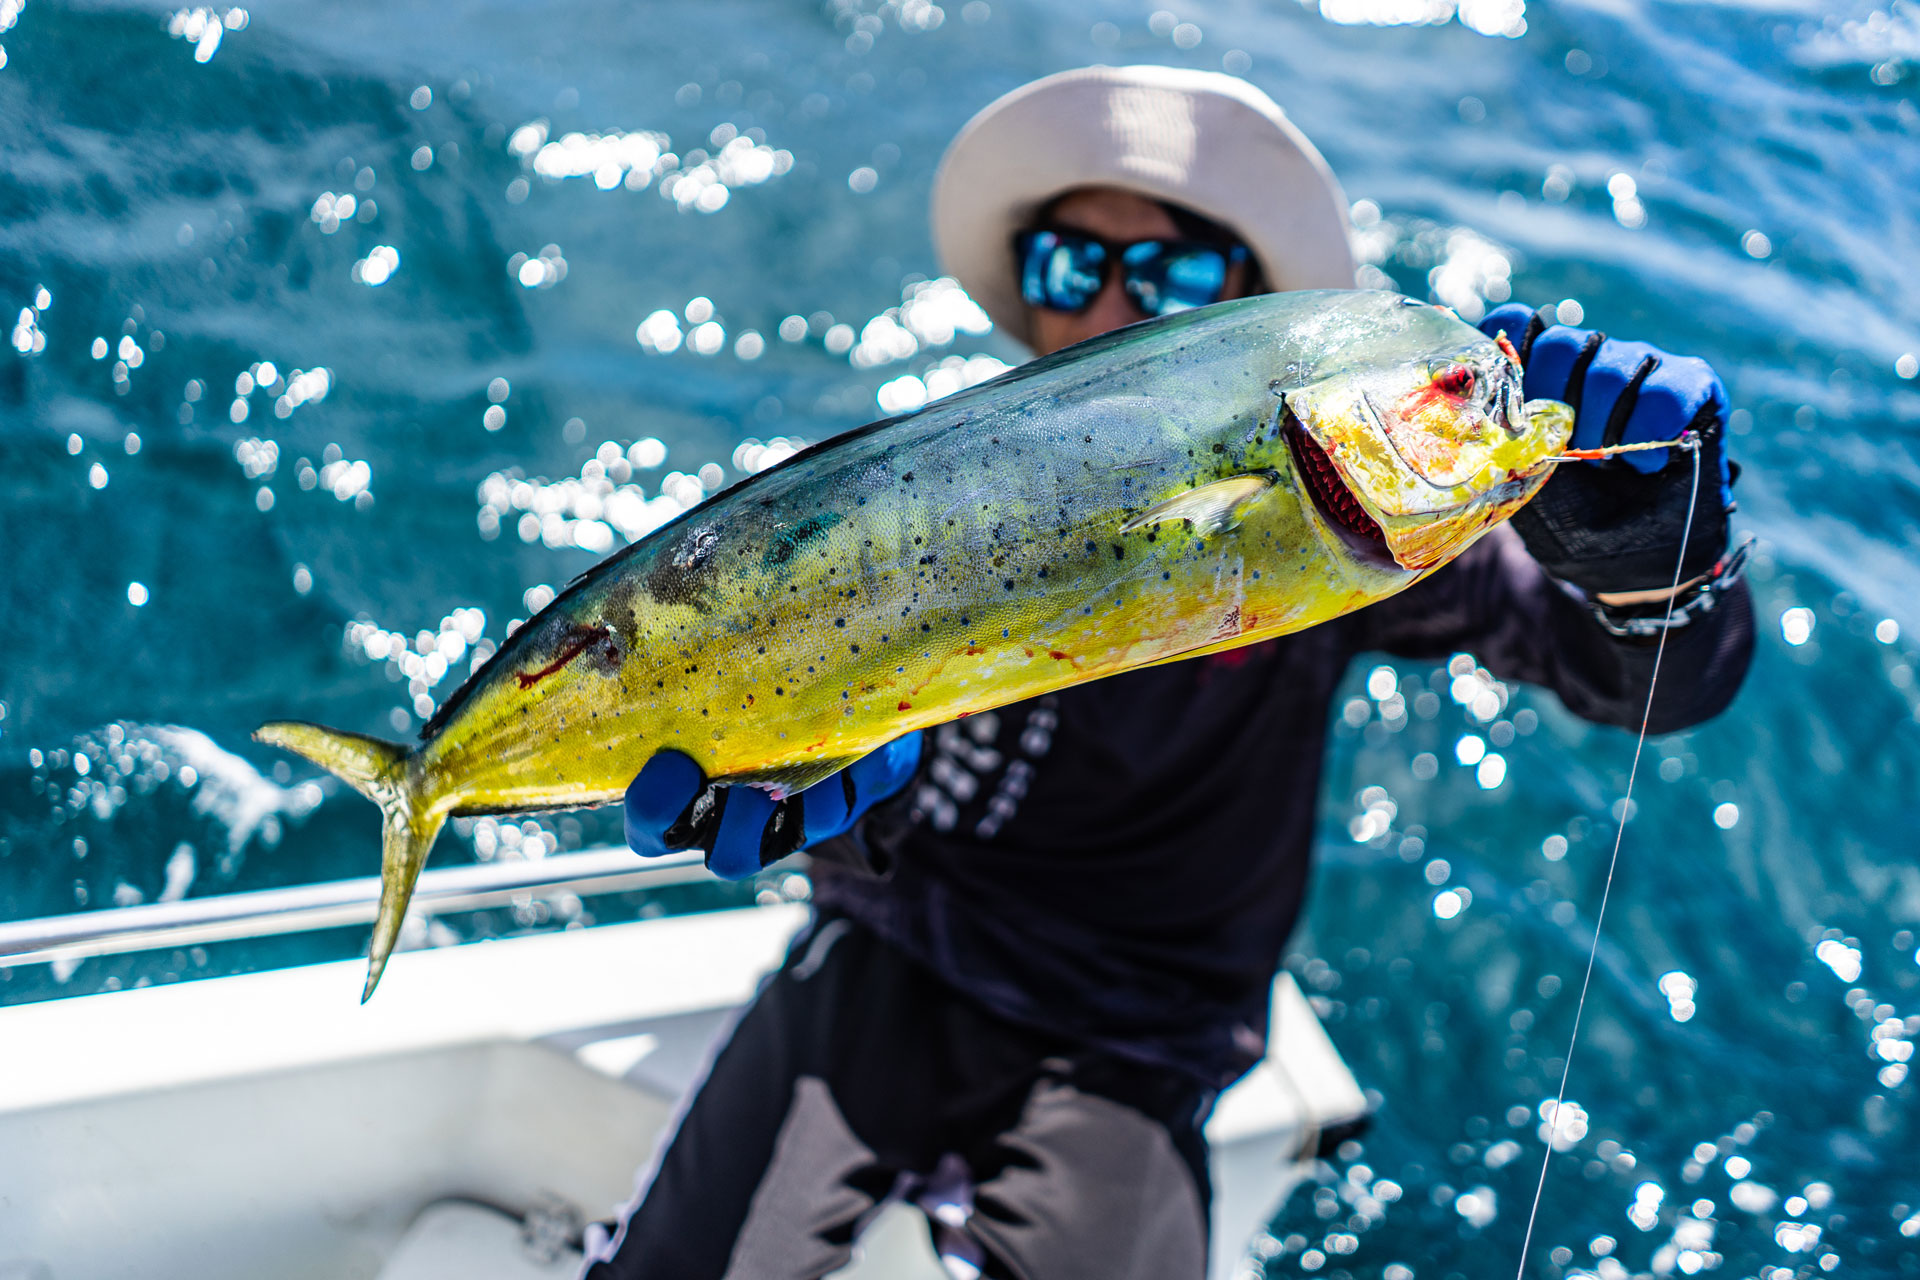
[0,905,1365,1280]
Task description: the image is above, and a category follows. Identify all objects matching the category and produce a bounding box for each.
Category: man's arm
[1357,525,1752,733]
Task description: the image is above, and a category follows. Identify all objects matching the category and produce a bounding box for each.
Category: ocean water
[3,0,1918,1274]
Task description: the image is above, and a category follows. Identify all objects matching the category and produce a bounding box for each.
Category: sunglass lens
[1163,251,1230,308]
[1122,242,1229,316]
[1020,232,1106,312]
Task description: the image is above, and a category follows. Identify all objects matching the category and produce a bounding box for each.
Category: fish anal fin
[1120,472,1277,537]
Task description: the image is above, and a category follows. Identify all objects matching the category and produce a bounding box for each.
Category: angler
[593,66,1755,1280]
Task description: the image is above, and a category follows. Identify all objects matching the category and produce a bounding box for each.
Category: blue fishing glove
[624,734,924,880]
[1480,302,1737,596]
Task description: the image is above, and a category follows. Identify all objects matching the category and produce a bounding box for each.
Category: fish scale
[256,290,1572,1000]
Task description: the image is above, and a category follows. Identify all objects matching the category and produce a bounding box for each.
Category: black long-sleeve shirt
[813,525,1754,1088]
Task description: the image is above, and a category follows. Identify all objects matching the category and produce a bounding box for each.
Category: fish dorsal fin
[1120,472,1277,537]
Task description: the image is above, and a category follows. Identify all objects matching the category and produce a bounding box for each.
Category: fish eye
[1435,364,1475,398]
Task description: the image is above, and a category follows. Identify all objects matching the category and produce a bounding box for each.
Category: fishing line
[1514,436,1705,1279]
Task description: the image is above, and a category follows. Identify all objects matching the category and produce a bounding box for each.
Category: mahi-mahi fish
[258,290,1573,1000]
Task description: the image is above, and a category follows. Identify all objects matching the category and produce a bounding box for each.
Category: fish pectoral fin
[736,755,868,797]
[1120,472,1278,537]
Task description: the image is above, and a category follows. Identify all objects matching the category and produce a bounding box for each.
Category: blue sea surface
[2,0,1918,1274]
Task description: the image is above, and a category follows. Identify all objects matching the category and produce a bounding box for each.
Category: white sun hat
[931,64,1357,350]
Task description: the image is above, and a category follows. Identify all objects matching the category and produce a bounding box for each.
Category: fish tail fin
[254,720,445,1003]
[255,720,406,801]
[362,801,447,1003]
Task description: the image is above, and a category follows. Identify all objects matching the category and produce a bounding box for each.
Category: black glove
[1480,303,1736,596]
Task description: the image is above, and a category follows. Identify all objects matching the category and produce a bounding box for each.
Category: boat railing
[0,847,708,970]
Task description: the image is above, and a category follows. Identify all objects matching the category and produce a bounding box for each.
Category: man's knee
[968,1077,1209,1280]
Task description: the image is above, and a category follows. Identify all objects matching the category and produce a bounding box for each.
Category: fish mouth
[1284,410,1397,569]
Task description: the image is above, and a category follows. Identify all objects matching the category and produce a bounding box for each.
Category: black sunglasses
[1015,228,1249,318]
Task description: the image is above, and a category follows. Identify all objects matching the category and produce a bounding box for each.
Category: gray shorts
[581,913,1214,1280]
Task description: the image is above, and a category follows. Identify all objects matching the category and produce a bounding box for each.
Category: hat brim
[932,65,1357,350]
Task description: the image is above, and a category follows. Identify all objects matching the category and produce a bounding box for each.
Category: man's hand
[624,734,924,880]
[1480,302,1736,597]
